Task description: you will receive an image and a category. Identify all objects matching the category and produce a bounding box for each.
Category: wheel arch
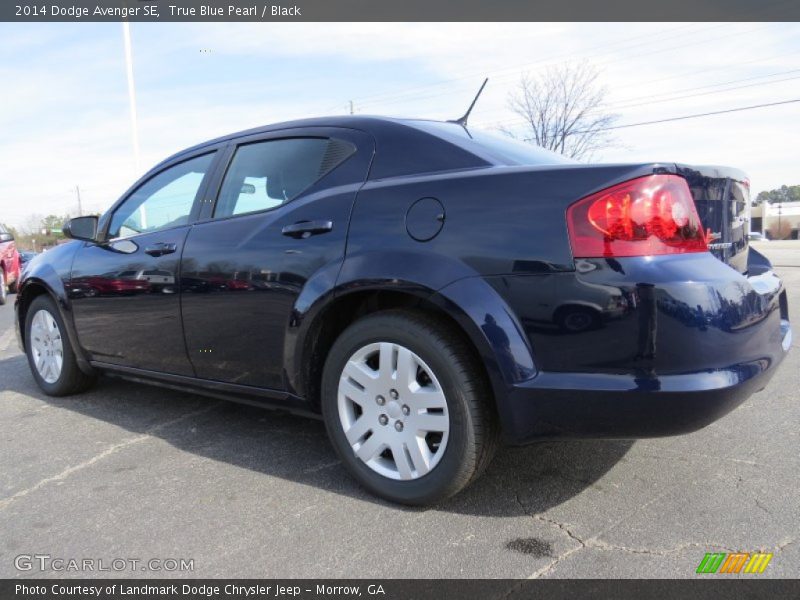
[553,302,603,321]
[16,275,94,375]
[286,277,537,424]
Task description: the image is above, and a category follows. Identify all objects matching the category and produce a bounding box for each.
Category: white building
[750,201,800,239]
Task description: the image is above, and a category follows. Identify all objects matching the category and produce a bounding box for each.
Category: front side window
[108,153,215,239]
[214,138,351,218]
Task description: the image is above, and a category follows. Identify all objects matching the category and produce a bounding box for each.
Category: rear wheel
[321,310,499,505]
[24,295,96,396]
[0,271,7,305]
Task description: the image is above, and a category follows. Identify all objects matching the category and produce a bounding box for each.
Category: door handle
[281,220,334,239]
[144,242,178,257]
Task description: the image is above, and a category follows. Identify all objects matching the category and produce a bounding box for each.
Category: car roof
[169,115,435,156]
[149,115,576,182]
[153,116,493,180]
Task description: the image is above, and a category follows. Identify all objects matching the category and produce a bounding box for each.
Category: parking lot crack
[0,401,221,510]
[755,497,772,515]
[514,493,587,546]
[514,493,589,579]
[586,539,737,556]
[775,538,794,552]
[513,493,755,576]
[589,537,795,556]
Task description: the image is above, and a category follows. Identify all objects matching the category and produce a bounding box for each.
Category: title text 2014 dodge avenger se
[15,116,791,504]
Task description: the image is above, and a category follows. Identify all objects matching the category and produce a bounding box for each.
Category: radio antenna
[449,78,488,128]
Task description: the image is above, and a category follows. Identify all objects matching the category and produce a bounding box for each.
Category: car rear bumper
[503,325,789,443]
[490,252,791,444]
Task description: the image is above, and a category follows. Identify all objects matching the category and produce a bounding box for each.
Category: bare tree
[767,220,793,241]
[505,62,619,160]
[21,213,45,236]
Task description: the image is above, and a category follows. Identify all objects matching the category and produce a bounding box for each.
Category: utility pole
[122,20,145,227]
[75,185,83,216]
[122,21,141,174]
[348,100,354,115]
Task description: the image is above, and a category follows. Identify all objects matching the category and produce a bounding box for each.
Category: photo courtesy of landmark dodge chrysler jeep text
[14,115,791,504]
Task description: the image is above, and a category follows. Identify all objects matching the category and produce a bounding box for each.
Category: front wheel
[321,310,499,505]
[0,271,7,305]
[24,295,96,396]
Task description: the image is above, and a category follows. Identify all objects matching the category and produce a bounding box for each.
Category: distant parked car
[19,251,38,266]
[748,232,768,242]
[0,223,21,305]
[69,271,150,297]
[126,268,176,294]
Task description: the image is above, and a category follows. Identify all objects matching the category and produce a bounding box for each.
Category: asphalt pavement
[1,242,798,579]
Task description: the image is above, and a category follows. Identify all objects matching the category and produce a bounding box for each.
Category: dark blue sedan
[14,116,791,504]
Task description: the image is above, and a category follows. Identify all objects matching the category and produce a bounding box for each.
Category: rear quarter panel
[345,163,672,279]
[339,162,674,390]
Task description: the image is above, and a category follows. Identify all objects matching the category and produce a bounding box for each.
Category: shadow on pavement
[1,353,632,516]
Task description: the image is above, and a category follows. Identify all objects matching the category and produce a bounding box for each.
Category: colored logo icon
[696,552,773,574]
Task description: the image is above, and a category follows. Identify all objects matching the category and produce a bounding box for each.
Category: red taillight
[567,174,708,258]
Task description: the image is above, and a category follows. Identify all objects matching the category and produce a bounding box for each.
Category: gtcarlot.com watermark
[14,553,194,573]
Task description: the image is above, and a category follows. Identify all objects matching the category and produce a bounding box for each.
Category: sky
[0,21,799,230]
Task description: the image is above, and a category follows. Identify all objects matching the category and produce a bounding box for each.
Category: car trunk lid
[676,164,750,274]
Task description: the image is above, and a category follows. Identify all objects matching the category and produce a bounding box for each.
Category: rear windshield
[407,120,576,167]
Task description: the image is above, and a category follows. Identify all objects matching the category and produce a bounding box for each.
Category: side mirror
[63,216,99,242]
[0,232,13,242]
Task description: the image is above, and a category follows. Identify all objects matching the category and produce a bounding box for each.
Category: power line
[607,46,800,93]
[478,64,800,126]
[340,23,726,110]
[573,98,800,134]
[607,74,800,112]
[606,67,800,107]
[355,23,778,111]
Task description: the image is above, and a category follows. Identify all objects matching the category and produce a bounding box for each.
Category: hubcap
[29,309,64,384]
[337,342,450,481]
[564,312,591,331]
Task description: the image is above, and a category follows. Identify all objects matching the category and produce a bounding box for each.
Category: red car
[0,223,21,305]
[69,272,150,297]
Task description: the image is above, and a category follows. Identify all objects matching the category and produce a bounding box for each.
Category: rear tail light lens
[567,174,708,258]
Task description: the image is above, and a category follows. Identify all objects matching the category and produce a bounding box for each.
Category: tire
[321,309,499,505]
[24,295,96,396]
[0,271,7,305]
[555,305,599,333]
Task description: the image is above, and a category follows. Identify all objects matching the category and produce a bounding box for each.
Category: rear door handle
[281,220,334,239]
[144,242,178,257]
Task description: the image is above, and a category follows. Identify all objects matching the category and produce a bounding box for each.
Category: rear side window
[214,138,354,218]
[407,120,575,166]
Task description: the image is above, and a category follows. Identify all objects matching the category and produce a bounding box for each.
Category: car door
[180,128,374,390]
[69,150,219,375]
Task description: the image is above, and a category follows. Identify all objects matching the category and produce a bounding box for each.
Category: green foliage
[41,214,66,231]
[14,213,72,252]
[755,185,800,205]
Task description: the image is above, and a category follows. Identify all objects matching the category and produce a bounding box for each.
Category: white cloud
[0,22,798,228]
